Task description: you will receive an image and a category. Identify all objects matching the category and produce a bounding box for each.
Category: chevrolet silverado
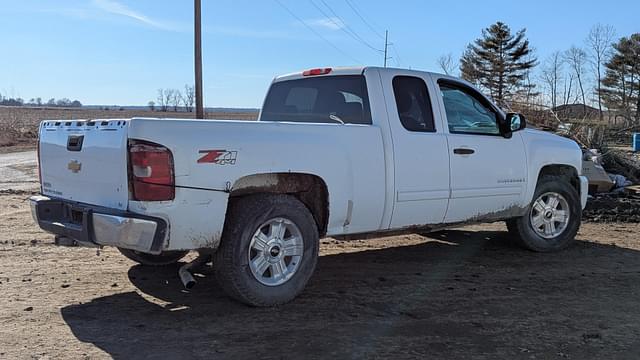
[31,67,588,306]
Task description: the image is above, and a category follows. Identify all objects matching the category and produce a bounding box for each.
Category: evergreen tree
[601,34,640,124]
[460,22,537,105]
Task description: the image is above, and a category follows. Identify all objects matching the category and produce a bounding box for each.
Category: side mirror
[499,113,527,138]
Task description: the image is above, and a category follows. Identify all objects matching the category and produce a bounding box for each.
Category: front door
[434,79,528,223]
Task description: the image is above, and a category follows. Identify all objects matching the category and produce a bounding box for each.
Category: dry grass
[0,106,258,148]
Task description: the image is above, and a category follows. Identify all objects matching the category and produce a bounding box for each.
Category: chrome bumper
[30,195,167,254]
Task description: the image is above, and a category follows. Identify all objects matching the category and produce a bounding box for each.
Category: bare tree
[521,52,539,105]
[157,89,168,112]
[586,24,615,121]
[169,89,182,112]
[148,101,155,111]
[565,46,589,114]
[437,53,457,75]
[184,84,195,112]
[562,72,575,106]
[541,51,563,109]
[164,89,175,112]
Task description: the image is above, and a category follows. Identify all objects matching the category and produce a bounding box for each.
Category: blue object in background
[634,133,640,152]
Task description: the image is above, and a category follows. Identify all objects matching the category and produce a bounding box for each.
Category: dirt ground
[0,151,38,191]
[1,191,640,359]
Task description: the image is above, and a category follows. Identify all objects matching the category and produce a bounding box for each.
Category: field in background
[0,106,258,150]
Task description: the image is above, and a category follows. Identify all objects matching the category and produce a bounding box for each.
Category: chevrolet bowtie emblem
[67,160,82,173]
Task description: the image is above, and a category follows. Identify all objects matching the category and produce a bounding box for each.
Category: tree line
[438,22,640,125]
[0,94,82,108]
[148,85,195,112]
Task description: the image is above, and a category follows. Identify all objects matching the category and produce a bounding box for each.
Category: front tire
[118,248,189,266]
[507,175,581,252]
[214,194,319,306]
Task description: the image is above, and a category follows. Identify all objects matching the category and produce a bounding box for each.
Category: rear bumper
[29,195,167,254]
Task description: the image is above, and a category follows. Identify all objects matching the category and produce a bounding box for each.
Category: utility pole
[383,30,388,68]
[194,0,204,119]
[383,30,393,68]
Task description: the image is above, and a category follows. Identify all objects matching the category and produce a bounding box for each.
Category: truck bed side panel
[127,118,386,249]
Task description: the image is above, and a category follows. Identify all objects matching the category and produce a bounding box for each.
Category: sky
[0,0,638,108]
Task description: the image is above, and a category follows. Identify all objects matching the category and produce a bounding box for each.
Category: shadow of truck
[61,229,640,359]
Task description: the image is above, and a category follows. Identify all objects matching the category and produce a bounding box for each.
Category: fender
[521,129,583,205]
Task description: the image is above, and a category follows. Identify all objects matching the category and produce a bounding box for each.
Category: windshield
[260,75,372,125]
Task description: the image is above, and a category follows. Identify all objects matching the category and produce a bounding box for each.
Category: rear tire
[507,175,581,252]
[118,248,189,266]
[214,194,319,307]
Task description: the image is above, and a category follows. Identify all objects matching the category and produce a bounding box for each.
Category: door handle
[453,148,475,155]
[67,135,84,152]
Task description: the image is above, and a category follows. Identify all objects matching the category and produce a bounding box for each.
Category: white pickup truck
[31,67,588,306]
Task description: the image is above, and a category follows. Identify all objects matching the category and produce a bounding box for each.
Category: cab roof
[272,66,448,83]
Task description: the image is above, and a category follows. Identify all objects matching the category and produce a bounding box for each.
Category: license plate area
[33,198,93,244]
[63,205,86,225]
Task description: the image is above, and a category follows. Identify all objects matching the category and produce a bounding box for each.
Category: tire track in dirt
[0,151,38,191]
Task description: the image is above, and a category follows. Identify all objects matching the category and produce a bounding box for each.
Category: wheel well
[228,173,329,236]
[538,165,580,192]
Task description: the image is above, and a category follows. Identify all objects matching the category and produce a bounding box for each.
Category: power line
[273,0,362,64]
[391,44,403,67]
[342,0,407,67]
[344,0,385,40]
[312,0,382,54]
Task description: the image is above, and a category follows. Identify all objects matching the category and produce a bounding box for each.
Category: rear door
[39,120,129,210]
[433,78,527,223]
[381,70,450,227]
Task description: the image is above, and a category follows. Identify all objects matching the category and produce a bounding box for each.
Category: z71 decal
[197,150,237,165]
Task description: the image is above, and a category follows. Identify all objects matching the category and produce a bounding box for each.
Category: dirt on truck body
[2,190,640,359]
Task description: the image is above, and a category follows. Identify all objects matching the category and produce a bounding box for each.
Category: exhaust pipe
[178,253,211,289]
[178,264,197,289]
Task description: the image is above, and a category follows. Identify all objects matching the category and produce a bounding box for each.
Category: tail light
[129,140,175,201]
[37,134,42,193]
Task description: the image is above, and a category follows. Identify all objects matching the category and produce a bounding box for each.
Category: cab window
[439,84,500,135]
[392,76,435,132]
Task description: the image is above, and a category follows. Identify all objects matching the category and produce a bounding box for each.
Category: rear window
[260,75,372,125]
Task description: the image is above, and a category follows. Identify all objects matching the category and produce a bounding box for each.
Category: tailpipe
[178,253,211,289]
[178,265,196,289]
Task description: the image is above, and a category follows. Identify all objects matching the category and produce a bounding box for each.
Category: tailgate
[39,120,129,210]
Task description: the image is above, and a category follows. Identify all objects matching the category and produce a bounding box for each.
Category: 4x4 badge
[197,150,237,165]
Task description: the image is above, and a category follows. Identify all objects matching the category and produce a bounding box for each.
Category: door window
[439,84,500,135]
[392,76,436,132]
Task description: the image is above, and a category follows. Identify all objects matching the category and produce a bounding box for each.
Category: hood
[522,128,581,148]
